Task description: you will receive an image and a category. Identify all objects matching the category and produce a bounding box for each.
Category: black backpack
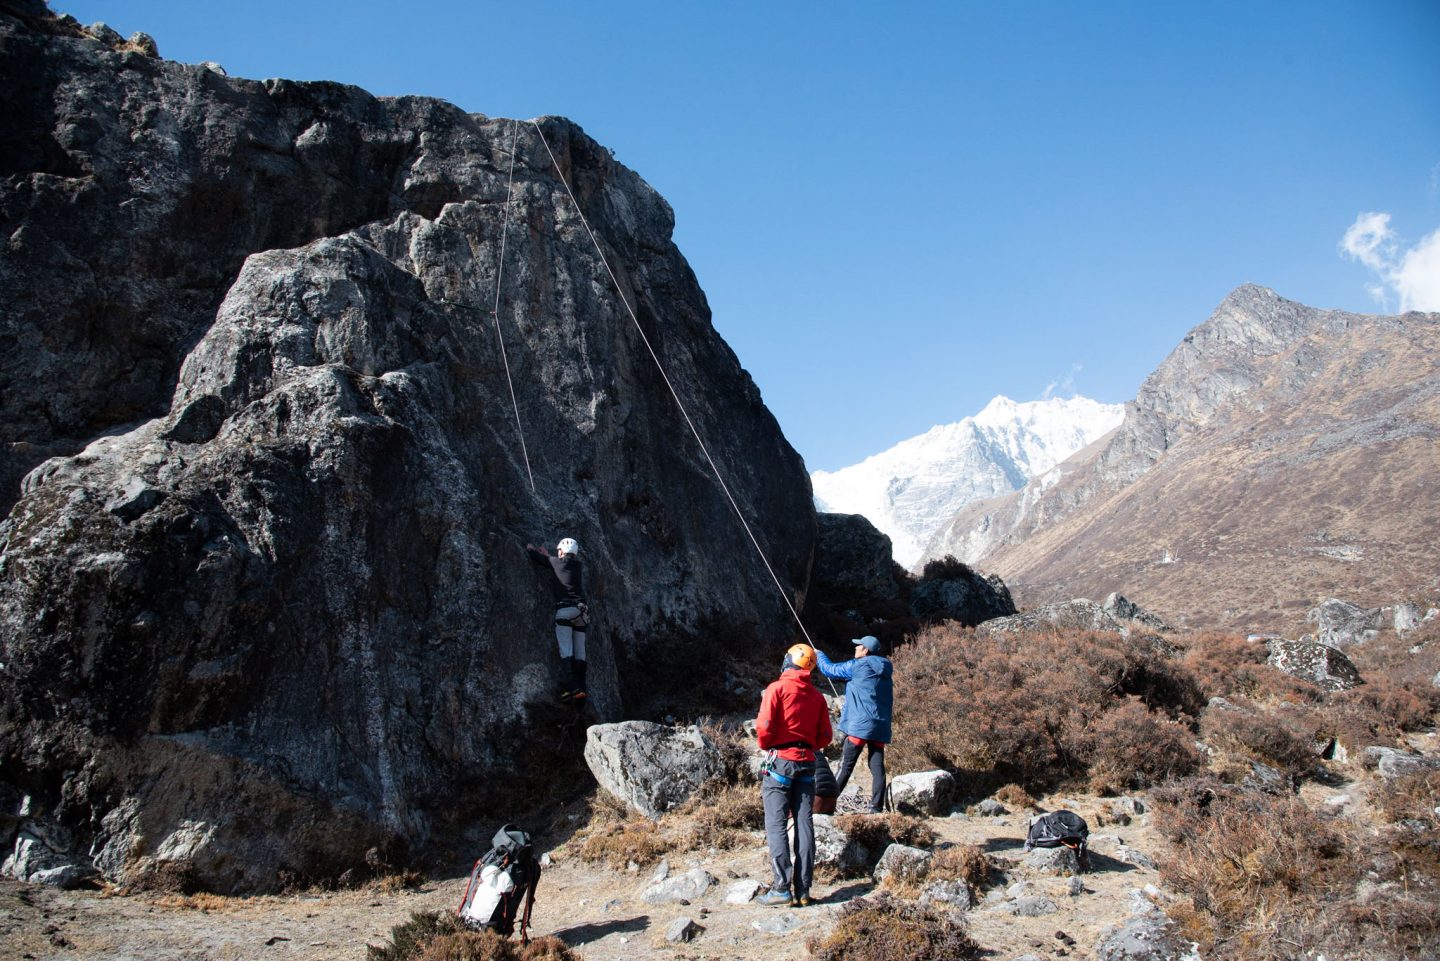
[1024,810,1090,869]
[812,754,839,814]
[456,824,541,941]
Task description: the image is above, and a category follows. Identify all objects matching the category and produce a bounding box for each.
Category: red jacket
[756,669,833,762]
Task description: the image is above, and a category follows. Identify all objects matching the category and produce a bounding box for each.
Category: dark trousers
[760,758,815,896]
[836,737,887,813]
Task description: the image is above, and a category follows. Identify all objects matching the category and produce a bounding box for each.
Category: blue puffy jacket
[815,649,893,743]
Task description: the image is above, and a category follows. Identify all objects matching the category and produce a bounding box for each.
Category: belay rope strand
[488,118,536,493]
[526,120,826,662]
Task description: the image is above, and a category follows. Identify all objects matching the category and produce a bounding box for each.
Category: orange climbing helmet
[785,643,816,673]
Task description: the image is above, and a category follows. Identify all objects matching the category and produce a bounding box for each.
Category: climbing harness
[525,120,822,653]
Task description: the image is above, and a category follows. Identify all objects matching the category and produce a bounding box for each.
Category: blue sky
[60,1,1440,471]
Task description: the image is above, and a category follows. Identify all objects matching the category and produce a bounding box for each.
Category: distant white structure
[811,395,1123,568]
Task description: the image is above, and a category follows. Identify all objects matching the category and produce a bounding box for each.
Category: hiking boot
[793,893,814,907]
[570,690,588,702]
[557,689,573,702]
[757,889,794,907]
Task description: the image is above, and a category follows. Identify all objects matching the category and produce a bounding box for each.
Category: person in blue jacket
[815,635,893,813]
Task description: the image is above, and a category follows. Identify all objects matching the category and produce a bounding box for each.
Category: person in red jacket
[754,643,833,907]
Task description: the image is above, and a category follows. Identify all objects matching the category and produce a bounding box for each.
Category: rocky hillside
[929,285,1440,631]
[0,5,813,892]
[812,396,1121,568]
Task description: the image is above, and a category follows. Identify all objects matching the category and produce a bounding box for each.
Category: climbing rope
[528,120,819,651]
[489,119,536,493]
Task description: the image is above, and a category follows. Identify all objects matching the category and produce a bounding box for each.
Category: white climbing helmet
[557,537,579,556]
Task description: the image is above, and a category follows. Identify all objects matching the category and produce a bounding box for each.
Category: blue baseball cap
[854,635,880,652]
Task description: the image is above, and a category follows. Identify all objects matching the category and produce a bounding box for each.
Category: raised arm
[815,649,855,681]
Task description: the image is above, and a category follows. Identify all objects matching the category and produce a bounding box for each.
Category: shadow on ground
[553,915,651,945]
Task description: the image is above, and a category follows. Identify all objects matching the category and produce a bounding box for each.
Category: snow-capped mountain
[811,396,1124,568]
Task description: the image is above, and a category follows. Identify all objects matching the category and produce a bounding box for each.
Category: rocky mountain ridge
[0,6,814,892]
[812,395,1122,568]
[929,285,1440,631]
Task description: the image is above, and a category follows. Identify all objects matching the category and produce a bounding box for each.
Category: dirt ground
[0,784,1197,961]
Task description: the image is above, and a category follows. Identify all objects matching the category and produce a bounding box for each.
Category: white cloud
[1392,229,1440,312]
[1340,211,1395,272]
[1340,212,1440,312]
[1041,363,1083,400]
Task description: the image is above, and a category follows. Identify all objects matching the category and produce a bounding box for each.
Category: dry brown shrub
[1179,631,1321,704]
[696,716,755,783]
[834,812,935,855]
[1150,779,1359,959]
[928,844,992,890]
[517,937,581,961]
[992,783,1036,809]
[126,859,201,895]
[412,932,581,961]
[890,623,1203,795]
[1199,701,1319,775]
[574,819,671,869]
[807,893,982,961]
[368,912,465,961]
[414,931,513,961]
[1371,769,1440,824]
[1080,696,1202,792]
[677,781,765,850]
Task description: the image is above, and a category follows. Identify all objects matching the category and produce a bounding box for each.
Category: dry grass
[677,781,765,850]
[573,818,672,869]
[928,843,993,890]
[152,891,253,912]
[992,784,1037,809]
[807,894,982,961]
[375,870,427,894]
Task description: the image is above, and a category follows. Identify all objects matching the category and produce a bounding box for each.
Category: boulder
[1362,747,1440,780]
[0,11,815,892]
[1114,846,1158,870]
[1393,603,1424,636]
[585,723,724,818]
[889,770,957,816]
[973,798,1008,817]
[1306,598,1384,647]
[873,843,932,883]
[812,815,870,875]
[724,879,762,904]
[977,599,1124,640]
[1007,896,1059,917]
[1023,846,1081,876]
[1103,593,1170,632]
[1243,761,1298,795]
[2,825,98,890]
[1094,909,1200,961]
[909,560,1016,625]
[918,878,974,910]
[665,917,703,943]
[1265,638,1362,691]
[812,513,903,607]
[641,868,716,905]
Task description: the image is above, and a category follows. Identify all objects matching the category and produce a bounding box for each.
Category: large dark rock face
[0,9,814,891]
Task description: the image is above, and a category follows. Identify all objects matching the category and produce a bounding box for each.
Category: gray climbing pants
[761,757,815,897]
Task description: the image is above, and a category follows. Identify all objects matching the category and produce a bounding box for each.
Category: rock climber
[525,537,589,701]
[755,643,833,907]
[815,635,893,813]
